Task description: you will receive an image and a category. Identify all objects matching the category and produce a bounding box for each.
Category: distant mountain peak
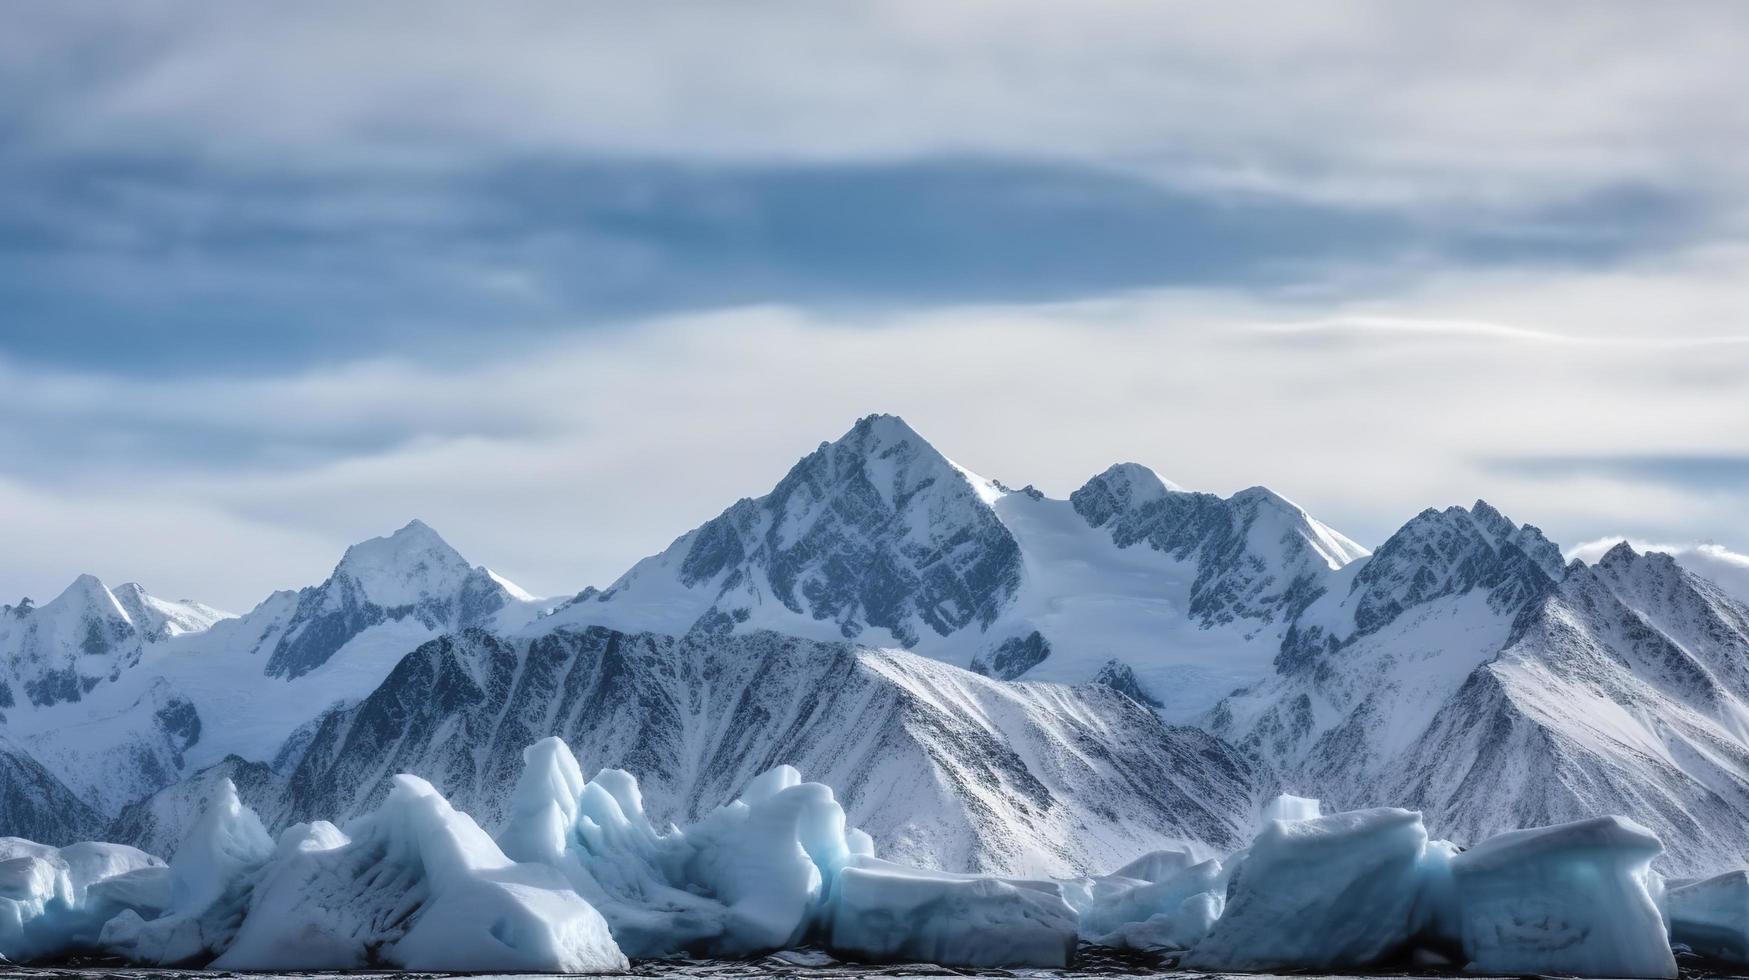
[582,413,1022,647]
[1345,500,1564,638]
[847,411,924,444]
[263,521,527,680]
[49,573,121,611]
[1074,463,1179,524]
[332,519,475,610]
[1599,539,1641,567]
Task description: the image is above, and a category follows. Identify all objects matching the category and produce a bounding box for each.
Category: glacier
[3,742,1746,977]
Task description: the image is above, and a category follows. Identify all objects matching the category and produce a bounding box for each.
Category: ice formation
[825,859,1078,967]
[217,774,626,972]
[498,737,1081,968]
[1668,870,1749,963]
[100,778,273,965]
[1185,807,1437,970]
[0,837,165,962]
[1061,848,1225,952]
[497,738,846,958]
[4,741,1749,977]
[1449,816,1677,979]
[1259,793,1321,823]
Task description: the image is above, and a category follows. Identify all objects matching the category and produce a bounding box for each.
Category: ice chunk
[100,778,274,965]
[0,838,164,962]
[1668,870,1749,963]
[1450,816,1675,979]
[499,738,860,959]
[1094,891,1223,952]
[216,774,625,972]
[1078,857,1223,942]
[1185,807,1432,970]
[1260,793,1322,823]
[823,857,1078,967]
[1108,847,1198,883]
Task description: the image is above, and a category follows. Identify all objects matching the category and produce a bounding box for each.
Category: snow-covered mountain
[1210,503,1749,874]
[10,412,1749,881]
[556,414,1367,720]
[0,520,544,819]
[269,625,1258,877]
[0,576,227,711]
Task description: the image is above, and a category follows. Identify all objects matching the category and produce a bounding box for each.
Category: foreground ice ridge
[3,737,1748,977]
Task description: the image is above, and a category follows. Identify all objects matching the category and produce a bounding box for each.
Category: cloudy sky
[4,1,1748,610]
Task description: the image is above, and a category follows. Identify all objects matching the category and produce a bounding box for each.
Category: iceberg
[1668,870,1749,963]
[1450,816,1676,979]
[499,736,1078,968]
[1260,792,1322,823]
[823,858,1078,967]
[217,773,626,972]
[1063,852,1224,950]
[0,837,164,962]
[500,737,862,958]
[1185,807,1434,970]
[99,778,273,965]
[2,736,1730,976]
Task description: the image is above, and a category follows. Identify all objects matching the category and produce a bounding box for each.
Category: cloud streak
[2,249,1746,609]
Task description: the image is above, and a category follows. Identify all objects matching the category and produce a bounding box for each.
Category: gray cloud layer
[3,2,1748,606]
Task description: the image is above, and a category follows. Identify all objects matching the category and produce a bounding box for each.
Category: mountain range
[4,414,1749,877]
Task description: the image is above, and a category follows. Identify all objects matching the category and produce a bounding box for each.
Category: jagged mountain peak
[576,414,1022,647]
[262,521,528,680]
[1598,539,1642,567]
[802,413,1001,510]
[1336,499,1564,641]
[1072,463,1180,525]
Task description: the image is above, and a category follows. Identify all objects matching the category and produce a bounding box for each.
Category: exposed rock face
[0,736,105,845]
[1071,466,1366,629]
[271,626,1258,876]
[574,415,1023,648]
[1212,506,1749,875]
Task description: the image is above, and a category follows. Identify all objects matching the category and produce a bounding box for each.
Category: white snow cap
[331,519,479,608]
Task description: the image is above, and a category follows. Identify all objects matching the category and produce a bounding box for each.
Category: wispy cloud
[1,254,1745,608]
[1569,537,1749,607]
[1256,314,1749,348]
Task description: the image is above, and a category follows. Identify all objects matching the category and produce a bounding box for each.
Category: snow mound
[1450,815,1675,979]
[0,838,165,962]
[1669,870,1749,963]
[1185,807,1435,970]
[217,773,625,972]
[99,778,273,965]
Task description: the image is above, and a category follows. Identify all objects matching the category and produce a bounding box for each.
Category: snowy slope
[267,625,1259,877]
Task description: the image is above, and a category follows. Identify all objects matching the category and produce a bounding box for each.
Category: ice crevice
[0,735,1737,977]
